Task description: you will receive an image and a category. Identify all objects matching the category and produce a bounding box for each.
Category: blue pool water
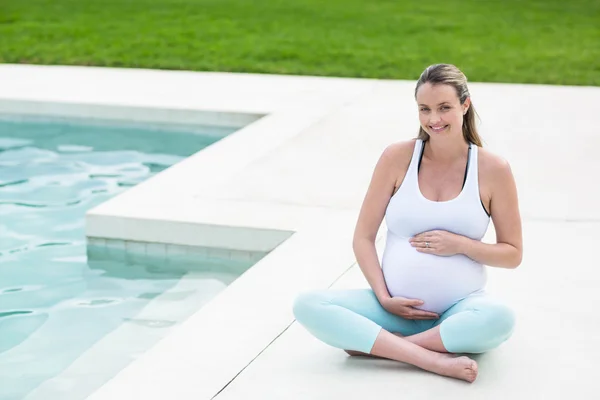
[0,116,251,400]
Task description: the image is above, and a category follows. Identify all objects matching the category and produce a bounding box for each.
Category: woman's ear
[463,97,471,115]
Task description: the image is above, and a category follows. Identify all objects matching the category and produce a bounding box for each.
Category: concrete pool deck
[0,64,598,399]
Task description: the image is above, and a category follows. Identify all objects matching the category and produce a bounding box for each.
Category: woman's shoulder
[381,139,418,164]
[478,146,515,184]
[378,140,419,192]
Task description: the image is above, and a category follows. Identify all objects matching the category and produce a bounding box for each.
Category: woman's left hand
[409,230,467,257]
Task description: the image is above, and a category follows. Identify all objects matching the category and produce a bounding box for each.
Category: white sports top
[381,139,490,314]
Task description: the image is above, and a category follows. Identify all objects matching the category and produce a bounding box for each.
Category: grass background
[1,0,599,85]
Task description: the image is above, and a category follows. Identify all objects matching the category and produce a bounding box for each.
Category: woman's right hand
[380,296,440,320]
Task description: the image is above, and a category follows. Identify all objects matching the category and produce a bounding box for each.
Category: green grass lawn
[1,0,599,85]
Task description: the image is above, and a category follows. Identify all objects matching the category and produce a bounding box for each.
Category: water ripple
[0,242,77,257]
[37,242,73,248]
[123,318,176,328]
[75,298,121,307]
[0,179,28,188]
[0,310,32,318]
[0,285,45,295]
[0,199,83,208]
[0,137,33,151]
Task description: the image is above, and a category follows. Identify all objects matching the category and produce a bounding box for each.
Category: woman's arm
[458,238,521,269]
[460,158,523,268]
[353,143,407,303]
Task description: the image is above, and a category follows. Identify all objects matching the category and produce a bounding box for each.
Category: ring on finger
[425,241,430,248]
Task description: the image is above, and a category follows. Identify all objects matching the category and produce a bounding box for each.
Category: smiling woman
[416,80,479,146]
[293,63,523,384]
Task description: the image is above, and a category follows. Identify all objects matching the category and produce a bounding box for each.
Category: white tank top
[381,139,490,313]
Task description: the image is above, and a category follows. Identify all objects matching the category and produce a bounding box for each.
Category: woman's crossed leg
[292,288,515,383]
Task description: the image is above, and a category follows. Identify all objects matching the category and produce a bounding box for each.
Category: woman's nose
[429,112,441,123]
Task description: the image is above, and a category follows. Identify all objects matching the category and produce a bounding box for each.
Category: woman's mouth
[429,125,448,133]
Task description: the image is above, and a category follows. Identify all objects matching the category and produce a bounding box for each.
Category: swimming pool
[0,115,258,400]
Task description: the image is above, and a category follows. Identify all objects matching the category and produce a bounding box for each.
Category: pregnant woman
[293,64,523,383]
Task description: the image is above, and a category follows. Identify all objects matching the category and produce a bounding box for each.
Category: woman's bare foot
[432,354,478,383]
[345,337,477,383]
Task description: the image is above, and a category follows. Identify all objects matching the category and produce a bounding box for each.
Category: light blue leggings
[293,289,515,354]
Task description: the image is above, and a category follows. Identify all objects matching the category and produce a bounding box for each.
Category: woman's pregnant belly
[381,235,486,314]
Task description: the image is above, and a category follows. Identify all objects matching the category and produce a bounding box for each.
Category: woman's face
[416,82,470,138]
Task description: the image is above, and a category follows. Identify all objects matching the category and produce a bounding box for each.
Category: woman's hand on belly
[380,296,440,320]
[409,230,467,257]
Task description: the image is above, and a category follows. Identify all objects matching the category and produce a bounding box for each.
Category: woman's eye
[441,106,450,110]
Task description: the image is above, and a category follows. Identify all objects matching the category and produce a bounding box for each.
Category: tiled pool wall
[87,237,268,273]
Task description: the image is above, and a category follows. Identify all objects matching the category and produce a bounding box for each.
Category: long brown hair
[414,64,482,147]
